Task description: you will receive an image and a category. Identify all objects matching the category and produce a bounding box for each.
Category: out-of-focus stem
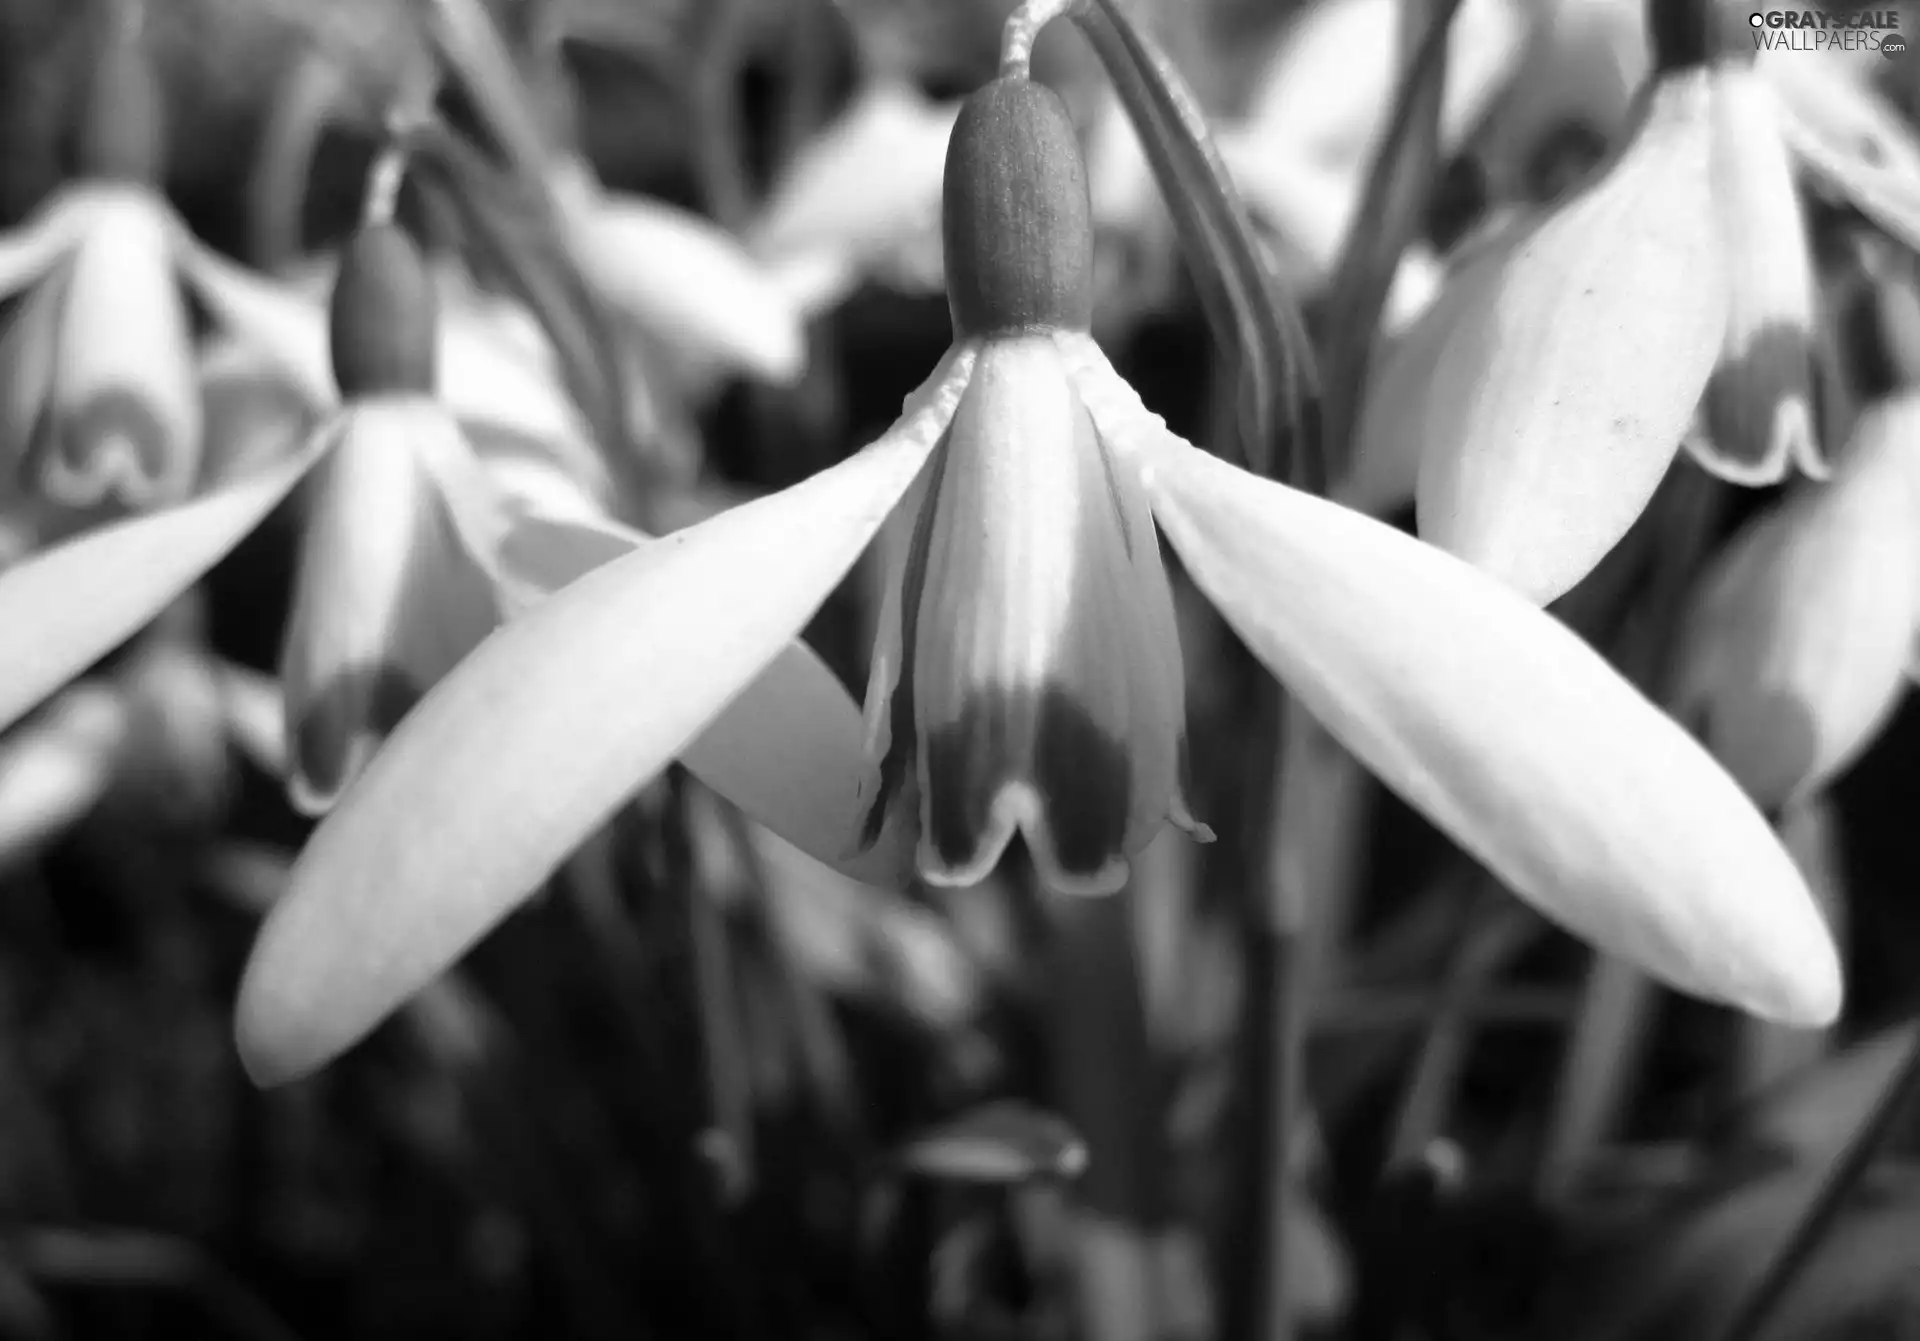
[1718,1022,1920,1341]
[1386,896,1533,1169]
[1045,886,1167,1341]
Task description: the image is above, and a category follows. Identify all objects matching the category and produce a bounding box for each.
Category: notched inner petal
[1697,67,1824,487]
[45,192,199,506]
[281,403,502,814]
[907,337,1192,896]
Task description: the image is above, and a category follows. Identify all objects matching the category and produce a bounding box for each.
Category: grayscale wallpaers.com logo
[1749,9,1906,56]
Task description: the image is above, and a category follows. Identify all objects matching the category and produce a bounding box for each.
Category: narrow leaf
[1070,0,1319,486]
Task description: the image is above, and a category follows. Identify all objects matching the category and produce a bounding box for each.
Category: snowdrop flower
[0,19,318,517]
[235,70,1839,1086]
[0,213,613,747]
[1670,393,1920,812]
[1365,3,1827,606]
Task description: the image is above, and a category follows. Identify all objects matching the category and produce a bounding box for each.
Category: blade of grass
[1065,0,1321,486]
[1318,0,1461,480]
[1717,1021,1920,1341]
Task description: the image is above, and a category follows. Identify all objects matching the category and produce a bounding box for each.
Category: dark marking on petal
[36,386,179,507]
[860,432,952,850]
[924,685,1130,883]
[290,661,427,807]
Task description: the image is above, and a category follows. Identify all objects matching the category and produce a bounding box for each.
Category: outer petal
[1669,395,1920,811]
[1075,356,1839,1027]
[280,402,503,814]
[0,684,129,870]
[0,437,330,736]
[492,506,920,886]
[1343,210,1532,514]
[1414,70,1727,605]
[195,343,322,486]
[554,163,806,385]
[40,187,200,507]
[233,349,973,1084]
[1693,67,1823,487]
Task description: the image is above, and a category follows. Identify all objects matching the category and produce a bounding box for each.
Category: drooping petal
[1342,210,1533,514]
[1692,66,1823,487]
[279,402,504,814]
[39,187,200,508]
[195,342,323,486]
[554,162,807,385]
[908,338,1191,896]
[233,349,973,1084]
[0,683,130,870]
[493,506,921,888]
[1669,394,1920,812]
[1075,356,1839,1027]
[0,437,331,736]
[1412,69,1727,605]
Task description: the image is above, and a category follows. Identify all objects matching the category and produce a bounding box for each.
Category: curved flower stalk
[1372,10,1828,606]
[1669,394,1920,813]
[236,67,1839,1087]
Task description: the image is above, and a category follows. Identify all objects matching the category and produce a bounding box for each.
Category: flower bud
[942,77,1094,338]
[329,223,438,399]
[74,32,167,183]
